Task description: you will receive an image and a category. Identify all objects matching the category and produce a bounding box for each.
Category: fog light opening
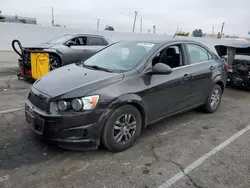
[60,129,88,140]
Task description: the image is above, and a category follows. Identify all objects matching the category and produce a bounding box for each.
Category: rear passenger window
[88,37,108,46]
[186,44,211,64]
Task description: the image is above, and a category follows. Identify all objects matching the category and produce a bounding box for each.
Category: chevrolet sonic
[25,39,228,152]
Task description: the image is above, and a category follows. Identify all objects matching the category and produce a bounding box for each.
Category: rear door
[184,42,216,105]
[82,37,109,59]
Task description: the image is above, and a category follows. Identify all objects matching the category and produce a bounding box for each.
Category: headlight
[50,95,100,112]
[46,48,57,53]
[81,95,99,110]
[72,98,83,111]
[58,100,70,111]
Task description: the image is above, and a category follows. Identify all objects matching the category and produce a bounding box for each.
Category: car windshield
[47,35,73,44]
[81,41,156,72]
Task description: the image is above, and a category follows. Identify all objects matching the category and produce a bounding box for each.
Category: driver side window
[67,37,87,46]
[152,44,184,68]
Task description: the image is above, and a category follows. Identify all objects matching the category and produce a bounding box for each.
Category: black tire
[202,84,222,113]
[102,105,142,152]
[49,54,61,71]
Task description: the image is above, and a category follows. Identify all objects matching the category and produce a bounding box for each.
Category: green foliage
[176,32,190,36]
[105,25,114,31]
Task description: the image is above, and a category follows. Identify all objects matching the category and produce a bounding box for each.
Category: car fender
[98,93,148,134]
[212,74,225,91]
[108,94,147,112]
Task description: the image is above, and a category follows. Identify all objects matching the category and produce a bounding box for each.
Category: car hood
[25,43,55,49]
[33,64,124,99]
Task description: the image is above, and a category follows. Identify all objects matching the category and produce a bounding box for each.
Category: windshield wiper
[83,64,113,72]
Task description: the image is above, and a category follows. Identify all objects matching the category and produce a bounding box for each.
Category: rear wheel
[102,105,142,152]
[49,55,61,70]
[202,84,222,113]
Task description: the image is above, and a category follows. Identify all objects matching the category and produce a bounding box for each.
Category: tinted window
[88,37,108,46]
[66,37,87,46]
[187,44,210,64]
[153,44,183,68]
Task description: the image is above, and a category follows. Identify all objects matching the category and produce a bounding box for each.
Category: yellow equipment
[30,53,50,80]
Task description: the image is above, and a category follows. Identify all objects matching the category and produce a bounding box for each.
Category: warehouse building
[1,14,37,25]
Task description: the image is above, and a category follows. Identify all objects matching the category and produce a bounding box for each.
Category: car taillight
[225,62,229,71]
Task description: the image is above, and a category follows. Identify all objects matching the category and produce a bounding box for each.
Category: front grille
[28,90,48,111]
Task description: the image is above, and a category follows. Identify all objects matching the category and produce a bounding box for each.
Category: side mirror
[65,41,74,47]
[150,63,172,75]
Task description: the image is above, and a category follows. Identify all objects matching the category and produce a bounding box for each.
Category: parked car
[215,43,250,89]
[19,34,112,70]
[25,39,228,152]
[222,55,250,88]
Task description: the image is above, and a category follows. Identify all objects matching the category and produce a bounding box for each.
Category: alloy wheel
[210,89,220,108]
[113,114,137,144]
[50,57,59,70]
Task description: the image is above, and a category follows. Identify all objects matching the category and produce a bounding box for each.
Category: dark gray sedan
[25,39,228,151]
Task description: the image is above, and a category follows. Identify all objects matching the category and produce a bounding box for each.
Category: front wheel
[102,105,142,152]
[49,55,61,71]
[202,84,222,113]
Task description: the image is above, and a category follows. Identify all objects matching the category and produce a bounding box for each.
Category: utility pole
[212,25,214,37]
[132,11,139,32]
[97,19,100,31]
[140,17,142,33]
[173,26,179,38]
[51,7,55,26]
[220,22,225,38]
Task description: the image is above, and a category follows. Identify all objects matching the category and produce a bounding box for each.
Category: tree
[217,32,221,39]
[0,11,6,22]
[20,19,27,24]
[176,32,190,37]
[153,25,156,34]
[192,29,203,37]
[105,25,114,31]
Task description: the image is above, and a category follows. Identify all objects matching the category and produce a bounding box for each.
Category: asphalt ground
[0,74,250,188]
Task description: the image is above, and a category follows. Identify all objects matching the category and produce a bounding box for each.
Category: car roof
[69,34,106,38]
[115,38,208,46]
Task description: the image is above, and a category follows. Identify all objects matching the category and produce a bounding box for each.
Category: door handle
[209,66,215,70]
[182,74,191,81]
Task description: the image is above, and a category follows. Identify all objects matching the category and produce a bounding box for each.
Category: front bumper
[25,99,105,150]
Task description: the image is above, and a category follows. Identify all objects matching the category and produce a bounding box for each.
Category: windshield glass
[47,35,73,44]
[82,41,156,72]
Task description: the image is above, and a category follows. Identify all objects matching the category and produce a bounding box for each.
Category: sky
[1,0,250,37]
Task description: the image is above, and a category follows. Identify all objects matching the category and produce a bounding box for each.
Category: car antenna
[173,26,179,38]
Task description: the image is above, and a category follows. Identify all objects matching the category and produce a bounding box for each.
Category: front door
[64,36,92,64]
[141,43,193,122]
